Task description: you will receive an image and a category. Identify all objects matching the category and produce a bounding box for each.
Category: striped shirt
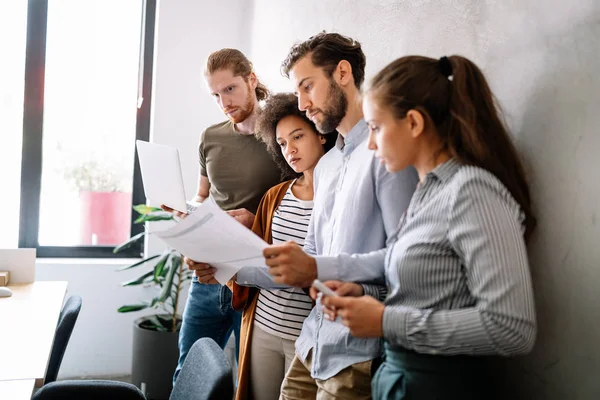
[254,183,314,340]
[317,158,537,356]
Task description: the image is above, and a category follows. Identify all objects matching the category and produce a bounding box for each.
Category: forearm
[382,305,536,356]
[316,248,387,283]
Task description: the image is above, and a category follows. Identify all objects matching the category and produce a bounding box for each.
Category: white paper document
[154,201,269,284]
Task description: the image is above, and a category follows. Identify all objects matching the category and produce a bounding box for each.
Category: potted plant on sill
[114,205,193,400]
[64,160,132,245]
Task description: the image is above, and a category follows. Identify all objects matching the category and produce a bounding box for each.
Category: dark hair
[256,93,336,180]
[281,32,366,90]
[204,48,269,101]
[369,55,535,239]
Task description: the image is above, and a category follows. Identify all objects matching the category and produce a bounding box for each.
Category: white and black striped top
[254,182,314,341]
[382,159,537,356]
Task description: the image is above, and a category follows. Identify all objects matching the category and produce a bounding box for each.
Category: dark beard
[315,80,348,134]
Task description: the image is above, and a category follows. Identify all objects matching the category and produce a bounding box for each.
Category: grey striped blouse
[316,158,537,356]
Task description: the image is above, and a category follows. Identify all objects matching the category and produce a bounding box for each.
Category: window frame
[17,0,157,258]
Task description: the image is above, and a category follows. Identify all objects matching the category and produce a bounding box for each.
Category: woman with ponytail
[316,55,537,399]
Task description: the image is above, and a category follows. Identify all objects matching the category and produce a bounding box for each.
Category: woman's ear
[406,109,426,139]
[319,135,327,144]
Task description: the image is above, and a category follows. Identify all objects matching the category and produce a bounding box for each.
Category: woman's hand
[310,280,364,320]
[321,295,385,338]
[309,280,364,300]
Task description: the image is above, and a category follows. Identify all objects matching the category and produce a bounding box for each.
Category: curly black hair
[256,93,336,180]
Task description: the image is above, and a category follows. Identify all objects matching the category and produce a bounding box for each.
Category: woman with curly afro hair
[227,92,335,400]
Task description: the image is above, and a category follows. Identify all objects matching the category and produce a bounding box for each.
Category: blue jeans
[173,279,242,385]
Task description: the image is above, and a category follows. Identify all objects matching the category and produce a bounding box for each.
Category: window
[14,0,157,258]
[0,2,28,248]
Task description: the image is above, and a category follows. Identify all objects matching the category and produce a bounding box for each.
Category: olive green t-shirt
[199,120,282,214]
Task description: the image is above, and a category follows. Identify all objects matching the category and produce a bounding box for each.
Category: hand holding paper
[154,201,268,284]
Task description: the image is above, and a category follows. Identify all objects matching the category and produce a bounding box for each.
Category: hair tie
[439,56,453,80]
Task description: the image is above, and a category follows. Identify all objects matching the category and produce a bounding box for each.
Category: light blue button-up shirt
[295,119,418,380]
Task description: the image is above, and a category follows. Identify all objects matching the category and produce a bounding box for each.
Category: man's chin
[316,119,338,134]
[228,115,246,124]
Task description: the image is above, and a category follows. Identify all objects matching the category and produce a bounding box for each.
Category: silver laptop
[136,140,198,214]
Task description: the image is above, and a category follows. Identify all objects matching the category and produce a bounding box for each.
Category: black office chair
[32,380,146,400]
[170,338,233,400]
[44,295,82,384]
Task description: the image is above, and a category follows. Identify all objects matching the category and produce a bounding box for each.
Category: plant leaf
[116,253,161,271]
[118,303,149,313]
[113,231,146,254]
[157,253,179,302]
[139,315,168,331]
[133,204,162,215]
[153,252,171,281]
[121,270,154,286]
[135,211,174,224]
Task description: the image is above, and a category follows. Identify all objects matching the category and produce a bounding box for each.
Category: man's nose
[297,92,310,112]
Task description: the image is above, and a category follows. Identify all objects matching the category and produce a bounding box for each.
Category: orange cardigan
[226,180,293,400]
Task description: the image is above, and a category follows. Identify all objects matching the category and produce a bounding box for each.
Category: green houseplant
[114,204,192,399]
[114,204,192,331]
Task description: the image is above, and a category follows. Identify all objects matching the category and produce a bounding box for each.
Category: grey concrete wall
[249,1,600,398]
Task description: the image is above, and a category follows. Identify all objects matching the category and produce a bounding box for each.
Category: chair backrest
[45,295,83,384]
[32,379,146,400]
[170,338,233,400]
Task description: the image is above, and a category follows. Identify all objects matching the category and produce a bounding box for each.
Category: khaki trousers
[280,350,372,400]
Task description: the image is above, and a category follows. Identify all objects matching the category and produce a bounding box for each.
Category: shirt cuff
[235,267,254,286]
[361,284,387,301]
[315,256,339,281]
[382,305,410,349]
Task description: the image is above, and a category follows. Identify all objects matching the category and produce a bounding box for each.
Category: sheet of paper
[154,201,269,284]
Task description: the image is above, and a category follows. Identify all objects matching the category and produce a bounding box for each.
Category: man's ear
[335,60,354,87]
[248,72,258,90]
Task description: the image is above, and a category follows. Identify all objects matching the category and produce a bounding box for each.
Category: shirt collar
[428,157,461,183]
[334,119,369,155]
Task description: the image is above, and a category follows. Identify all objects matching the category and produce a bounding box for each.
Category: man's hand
[227,208,255,229]
[160,204,188,219]
[184,257,219,284]
[263,241,317,287]
[321,296,385,338]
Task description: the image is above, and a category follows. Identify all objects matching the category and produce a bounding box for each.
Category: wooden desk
[0,379,35,400]
[0,281,68,387]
